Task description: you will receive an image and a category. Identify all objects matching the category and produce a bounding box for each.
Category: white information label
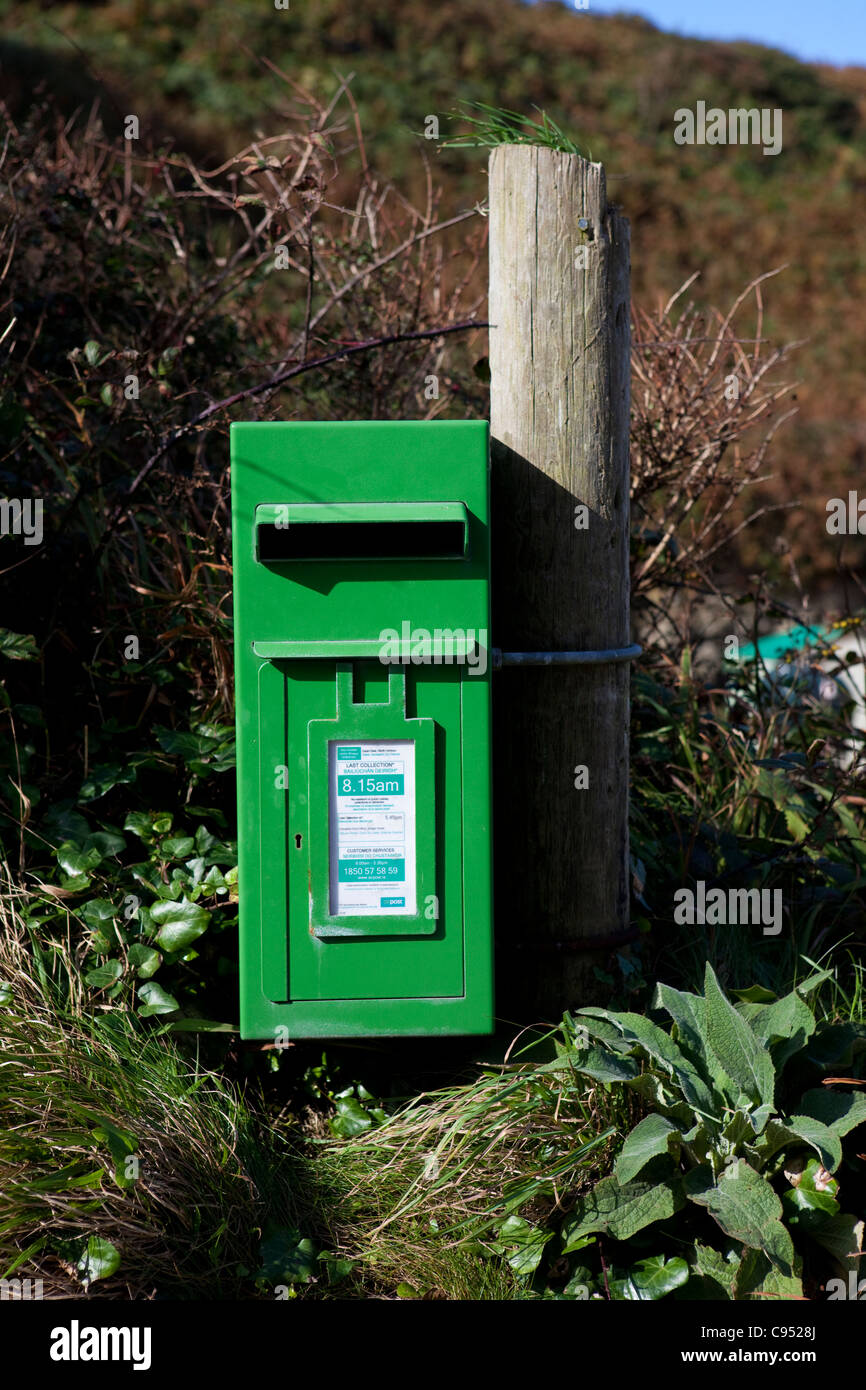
[328,740,416,916]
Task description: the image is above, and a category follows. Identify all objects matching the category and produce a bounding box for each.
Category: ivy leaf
[490,1216,551,1276]
[124,811,159,843]
[258,1226,316,1285]
[82,898,117,950]
[56,841,103,877]
[186,805,227,827]
[84,830,126,858]
[609,1253,689,1301]
[156,725,236,774]
[125,810,173,843]
[329,1096,375,1138]
[127,943,162,979]
[137,981,178,1016]
[149,898,211,952]
[84,960,123,989]
[161,835,195,859]
[782,1157,840,1234]
[79,762,136,802]
[317,1252,354,1287]
[76,1236,120,1287]
[41,804,91,847]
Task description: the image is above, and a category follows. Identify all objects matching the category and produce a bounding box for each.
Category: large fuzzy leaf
[566,1012,633,1054]
[562,1168,685,1249]
[688,1243,740,1300]
[653,983,737,1107]
[576,1007,718,1118]
[733,1248,804,1301]
[684,1161,795,1274]
[783,1115,843,1172]
[809,1213,864,1273]
[703,965,775,1109]
[652,983,709,1066]
[739,989,816,1072]
[803,1021,860,1068]
[626,1074,701,1129]
[797,1087,866,1138]
[615,1114,681,1185]
[744,989,815,1046]
[548,1045,640,1084]
[758,1116,842,1172]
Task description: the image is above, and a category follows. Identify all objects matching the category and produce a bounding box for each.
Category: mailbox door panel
[286,663,467,1001]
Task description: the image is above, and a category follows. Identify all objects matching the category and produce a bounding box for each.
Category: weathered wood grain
[488,145,632,1016]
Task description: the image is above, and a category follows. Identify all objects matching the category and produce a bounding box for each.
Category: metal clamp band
[492,643,641,669]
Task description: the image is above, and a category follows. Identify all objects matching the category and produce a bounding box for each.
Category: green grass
[0,872,625,1300]
[802,948,866,1026]
[292,1029,629,1298]
[441,101,583,153]
[0,885,297,1298]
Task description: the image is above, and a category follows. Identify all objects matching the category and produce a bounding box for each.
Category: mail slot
[255,502,469,561]
[230,420,494,1038]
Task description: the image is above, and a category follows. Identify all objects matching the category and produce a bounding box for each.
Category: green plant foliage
[608,1253,690,1301]
[630,662,866,1000]
[560,965,866,1297]
[76,1236,121,1288]
[441,101,581,152]
[299,1054,388,1136]
[489,1216,552,1275]
[256,1226,317,1288]
[0,931,303,1298]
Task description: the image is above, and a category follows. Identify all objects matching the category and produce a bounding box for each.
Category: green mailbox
[231,420,493,1038]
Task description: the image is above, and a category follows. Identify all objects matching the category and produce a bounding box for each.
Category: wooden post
[488,146,632,1019]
